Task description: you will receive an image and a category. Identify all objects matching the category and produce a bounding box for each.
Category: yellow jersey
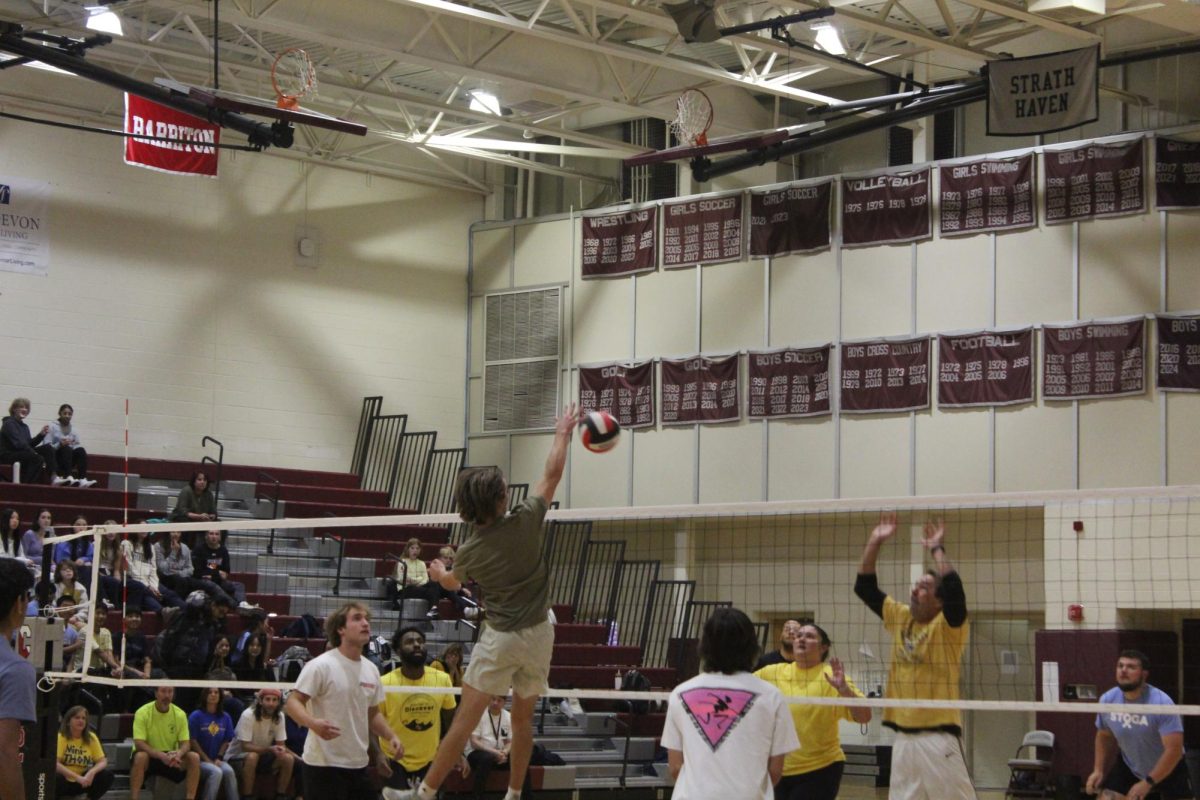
[755,661,862,775]
[882,595,968,731]
[57,733,105,776]
[379,668,457,771]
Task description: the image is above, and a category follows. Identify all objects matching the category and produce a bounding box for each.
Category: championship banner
[1043,317,1145,400]
[1155,138,1200,210]
[1156,314,1200,392]
[939,154,1036,236]
[0,176,50,276]
[660,354,740,425]
[1044,138,1145,224]
[747,345,832,419]
[124,94,220,177]
[748,181,832,258]
[578,360,656,427]
[841,169,931,248]
[937,328,1035,408]
[581,206,658,278]
[986,46,1099,136]
[840,336,930,413]
[662,192,744,268]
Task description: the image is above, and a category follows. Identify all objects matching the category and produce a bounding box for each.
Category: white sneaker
[76,478,96,488]
[238,601,259,610]
[464,606,480,620]
[52,475,71,486]
[381,787,416,800]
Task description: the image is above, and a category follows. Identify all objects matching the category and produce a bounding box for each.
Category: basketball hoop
[271,48,318,110]
[669,89,713,147]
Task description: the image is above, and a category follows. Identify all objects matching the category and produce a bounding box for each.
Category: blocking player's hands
[555,402,580,437]
[871,511,898,544]
[824,657,849,694]
[922,518,946,551]
[1084,770,1104,795]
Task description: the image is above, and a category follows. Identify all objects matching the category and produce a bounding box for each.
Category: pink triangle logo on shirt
[678,687,759,752]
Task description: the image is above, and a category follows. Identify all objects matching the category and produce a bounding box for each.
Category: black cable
[0,108,263,151]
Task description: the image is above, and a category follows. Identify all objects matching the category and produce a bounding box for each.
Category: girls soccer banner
[840,336,930,413]
[1156,314,1200,392]
[986,46,1099,136]
[1043,317,1145,400]
[578,360,656,427]
[747,345,832,419]
[124,94,220,177]
[1044,138,1145,223]
[937,328,1035,408]
[939,154,1036,236]
[841,169,931,247]
[1155,138,1200,210]
[0,176,50,276]
[660,354,740,425]
[581,206,657,278]
[662,193,744,268]
[748,181,833,258]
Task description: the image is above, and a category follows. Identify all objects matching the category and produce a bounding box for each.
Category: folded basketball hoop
[670,89,713,147]
[271,48,318,110]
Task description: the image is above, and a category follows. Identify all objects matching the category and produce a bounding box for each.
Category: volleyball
[580,410,621,453]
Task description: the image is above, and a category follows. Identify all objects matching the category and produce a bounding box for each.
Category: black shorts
[146,758,189,783]
[302,763,377,800]
[774,761,844,800]
[382,758,430,791]
[231,750,278,774]
[1103,757,1192,799]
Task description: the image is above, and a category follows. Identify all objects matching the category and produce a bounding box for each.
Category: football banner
[578,360,656,427]
[1156,314,1200,392]
[841,169,931,247]
[1155,137,1200,210]
[581,206,658,278]
[939,154,1036,236]
[661,354,740,425]
[748,181,833,258]
[662,192,743,268]
[840,336,931,413]
[124,94,220,177]
[987,46,1099,136]
[937,328,1035,408]
[747,345,832,419]
[1042,317,1145,400]
[0,176,50,276]
[1044,138,1145,223]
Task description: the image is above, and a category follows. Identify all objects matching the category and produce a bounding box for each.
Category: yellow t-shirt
[755,662,862,775]
[882,596,969,730]
[89,627,113,672]
[379,668,456,771]
[57,733,105,776]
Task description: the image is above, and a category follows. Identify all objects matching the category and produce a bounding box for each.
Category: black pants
[1103,756,1193,799]
[774,761,844,800]
[0,448,44,482]
[36,444,88,479]
[382,758,430,791]
[302,763,377,800]
[56,768,114,799]
[466,750,532,800]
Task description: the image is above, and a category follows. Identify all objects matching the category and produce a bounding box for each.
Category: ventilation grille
[483,288,561,432]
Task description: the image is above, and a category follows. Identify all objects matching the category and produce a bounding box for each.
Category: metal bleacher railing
[201,435,224,512]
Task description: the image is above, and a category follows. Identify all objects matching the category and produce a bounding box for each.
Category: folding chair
[1005,730,1056,798]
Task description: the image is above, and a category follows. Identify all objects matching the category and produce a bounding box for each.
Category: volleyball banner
[660,354,740,425]
[1044,138,1145,224]
[581,206,657,278]
[987,46,1099,136]
[748,181,832,258]
[840,336,930,413]
[1156,315,1200,392]
[841,169,931,247]
[662,192,743,268]
[578,360,656,427]
[939,155,1036,236]
[124,94,220,177]
[1043,318,1145,400]
[937,328,1035,408]
[747,345,832,419]
[1155,138,1200,210]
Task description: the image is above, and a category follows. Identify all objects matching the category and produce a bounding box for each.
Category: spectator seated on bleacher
[54,515,96,586]
[39,404,96,487]
[129,685,202,800]
[188,686,240,800]
[22,507,54,575]
[193,530,250,608]
[95,524,161,613]
[465,695,533,800]
[388,538,441,608]
[432,546,476,616]
[56,705,115,800]
[227,688,295,800]
[233,610,274,666]
[0,507,34,569]
[157,529,238,608]
[53,595,87,672]
[428,642,464,688]
[111,606,155,713]
[54,561,90,625]
[156,591,234,711]
[121,531,184,610]
[0,396,47,483]
[171,470,218,524]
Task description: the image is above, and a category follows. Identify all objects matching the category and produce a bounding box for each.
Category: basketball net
[670,89,713,147]
[271,48,318,110]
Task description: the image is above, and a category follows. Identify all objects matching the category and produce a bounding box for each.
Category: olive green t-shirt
[453,495,549,632]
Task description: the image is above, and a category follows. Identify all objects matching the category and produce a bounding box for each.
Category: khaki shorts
[464,620,555,698]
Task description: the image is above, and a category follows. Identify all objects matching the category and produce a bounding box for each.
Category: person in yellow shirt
[56,705,114,799]
[854,513,973,800]
[756,623,871,800]
[379,627,468,800]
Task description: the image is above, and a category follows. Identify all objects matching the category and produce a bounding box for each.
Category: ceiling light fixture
[85,7,124,36]
[468,90,502,116]
[812,22,846,55]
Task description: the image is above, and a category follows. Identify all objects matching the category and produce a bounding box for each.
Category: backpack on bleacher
[281,613,321,639]
[616,668,654,715]
[277,645,313,682]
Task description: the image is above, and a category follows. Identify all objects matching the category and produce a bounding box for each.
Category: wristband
[930,545,945,555]
[1145,776,1157,788]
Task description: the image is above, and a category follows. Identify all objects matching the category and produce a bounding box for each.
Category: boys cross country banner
[939,154,1036,236]
[1156,314,1200,392]
[124,94,220,177]
[661,192,743,268]
[1043,317,1145,400]
[937,328,1035,408]
[1155,138,1200,209]
[578,360,656,427]
[747,345,832,419]
[841,168,930,247]
[840,336,930,413]
[0,175,50,276]
[748,180,833,258]
[1044,138,1145,223]
[660,354,740,425]
[987,46,1099,136]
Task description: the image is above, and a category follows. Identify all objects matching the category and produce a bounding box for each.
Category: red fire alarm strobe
[1068,604,1084,622]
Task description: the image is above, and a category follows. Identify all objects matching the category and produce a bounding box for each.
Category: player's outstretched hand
[922,518,946,551]
[555,403,580,436]
[824,657,849,693]
[871,511,898,543]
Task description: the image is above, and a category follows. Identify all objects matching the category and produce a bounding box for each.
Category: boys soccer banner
[937,328,1035,408]
[1043,317,1145,400]
[662,192,743,268]
[748,181,832,258]
[581,206,657,278]
[840,336,930,413]
[124,94,220,177]
[841,169,930,247]
[1044,138,1145,223]
[578,360,656,427]
[1155,138,1200,210]
[987,46,1099,136]
[0,176,50,276]
[1156,314,1200,392]
[747,345,832,419]
[939,154,1036,236]
[660,354,740,425]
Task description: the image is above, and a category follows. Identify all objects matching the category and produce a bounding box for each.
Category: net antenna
[670,89,713,147]
[271,48,318,110]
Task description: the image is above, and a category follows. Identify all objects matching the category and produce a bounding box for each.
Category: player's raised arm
[532,403,579,504]
[854,512,896,617]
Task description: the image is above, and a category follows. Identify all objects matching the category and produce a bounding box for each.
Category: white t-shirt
[468,708,511,755]
[661,671,800,800]
[226,707,287,760]
[294,648,385,769]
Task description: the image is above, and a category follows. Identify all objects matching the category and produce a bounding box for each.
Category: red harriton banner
[1042,317,1145,400]
[840,336,930,413]
[841,169,931,247]
[1156,314,1200,392]
[939,154,1036,236]
[1043,137,1145,223]
[747,345,832,419]
[578,360,656,428]
[124,94,220,177]
[937,328,1035,408]
[660,354,740,425]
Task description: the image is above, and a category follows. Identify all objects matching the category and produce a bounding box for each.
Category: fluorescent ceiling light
[85,7,124,36]
[1027,0,1105,13]
[812,22,846,55]
[0,53,75,75]
[468,90,502,116]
